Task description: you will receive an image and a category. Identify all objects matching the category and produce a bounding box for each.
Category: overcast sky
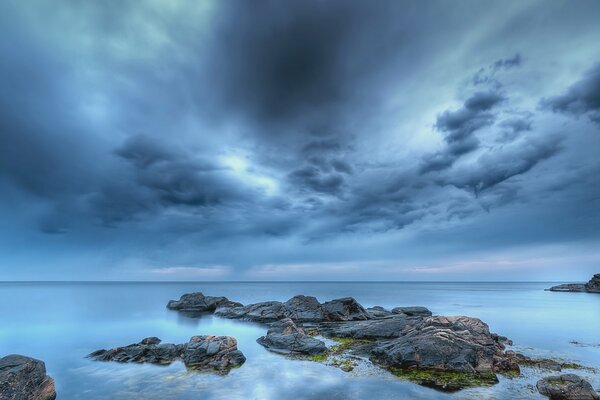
[1,0,599,281]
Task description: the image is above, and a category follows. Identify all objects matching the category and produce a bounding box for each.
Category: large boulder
[366,306,393,318]
[537,374,599,400]
[215,301,288,322]
[89,336,245,372]
[257,318,327,356]
[321,297,371,321]
[284,295,325,322]
[585,274,600,293]
[166,292,241,314]
[182,336,246,370]
[371,316,511,373]
[0,355,56,400]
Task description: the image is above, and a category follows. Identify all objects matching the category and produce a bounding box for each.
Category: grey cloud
[542,62,600,123]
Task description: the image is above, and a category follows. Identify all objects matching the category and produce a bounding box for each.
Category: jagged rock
[548,274,600,293]
[88,336,245,372]
[215,301,288,322]
[284,295,325,322]
[320,315,420,339]
[166,292,241,315]
[367,306,393,318]
[537,374,599,400]
[369,316,519,390]
[0,355,56,400]
[321,297,371,321]
[257,318,327,356]
[391,306,433,317]
[182,336,246,370]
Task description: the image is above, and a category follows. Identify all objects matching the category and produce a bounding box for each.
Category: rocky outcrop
[0,355,56,400]
[88,336,245,372]
[548,274,600,293]
[537,374,599,400]
[166,292,242,315]
[256,318,327,356]
[369,316,519,391]
[366,306,393,318]
[321,297,371,321]
[319,315,419,340]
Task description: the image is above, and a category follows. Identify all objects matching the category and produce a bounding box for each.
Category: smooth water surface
[1,282,599,399]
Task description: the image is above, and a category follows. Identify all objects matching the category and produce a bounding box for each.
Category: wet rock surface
[257,318,327,356]
[548,274,600,293]
[88,336,245,372]
[0,354,56,400]
[537,374,600,400]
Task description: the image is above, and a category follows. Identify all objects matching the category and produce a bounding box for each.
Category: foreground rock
[89,336,245,372]
[548,274,600,293]
[537,374,599,400]
[0,355,56,400]
[257,318,327,356]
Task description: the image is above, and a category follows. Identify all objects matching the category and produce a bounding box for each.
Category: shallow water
[1,281,599,399]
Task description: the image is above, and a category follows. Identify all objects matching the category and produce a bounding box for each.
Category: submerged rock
[88,336,245,372]
[0,354,56,400]
[537,374,599,400]
[257,318,327,356]
[548,274,600,293]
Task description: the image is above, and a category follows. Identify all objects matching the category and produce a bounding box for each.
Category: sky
[1,0,599,281]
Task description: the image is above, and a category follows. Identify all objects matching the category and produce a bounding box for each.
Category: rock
[537,374,599,400]
[320,315,419,340]
[391,306,433,317]
[548,274,600,293]
[366,306,393,318]
[257,318,327,356]
[321,297,371,321]
[284,295,325,322]
[215,301,288,322]
[369,316,519,391]
[88,336,245,372]
[183,336,246,370]
[166,292,241,315]
[0,354,56,400]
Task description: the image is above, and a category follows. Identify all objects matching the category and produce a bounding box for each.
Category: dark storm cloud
[421,90,505,172]
[542,62,600,123]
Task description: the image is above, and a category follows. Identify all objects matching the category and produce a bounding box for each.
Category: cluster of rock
[166,292,529,391]
[548,273,600,293]
[88,335,246,372]
[0,354,56,400]
[537,374,599,400]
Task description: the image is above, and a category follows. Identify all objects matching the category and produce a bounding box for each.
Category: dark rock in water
[321,297,371,321]
[537,374,599,400]
[183,336,246,370]
[391,306,433,317]
[370,316,519,391]
[167,292,241,315]
[0,354,56,400]
[284,295,325,322]
[88,336,245,372]
[320,315,419,340]
[257,318,327,356]
[548,274,600,293]
[366,306,393,318]
[215,301,288,322]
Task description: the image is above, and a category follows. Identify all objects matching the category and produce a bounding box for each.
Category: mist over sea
[1,281,599,399]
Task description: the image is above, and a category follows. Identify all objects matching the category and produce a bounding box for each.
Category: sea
[1,281,599,399]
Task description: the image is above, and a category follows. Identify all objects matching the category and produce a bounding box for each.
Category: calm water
[1,282,599,399]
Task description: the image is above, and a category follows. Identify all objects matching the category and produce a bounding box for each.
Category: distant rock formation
[0,354,56,400]
[88,336,246,372]
[548,274,600,293]
[537,374,599,400]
